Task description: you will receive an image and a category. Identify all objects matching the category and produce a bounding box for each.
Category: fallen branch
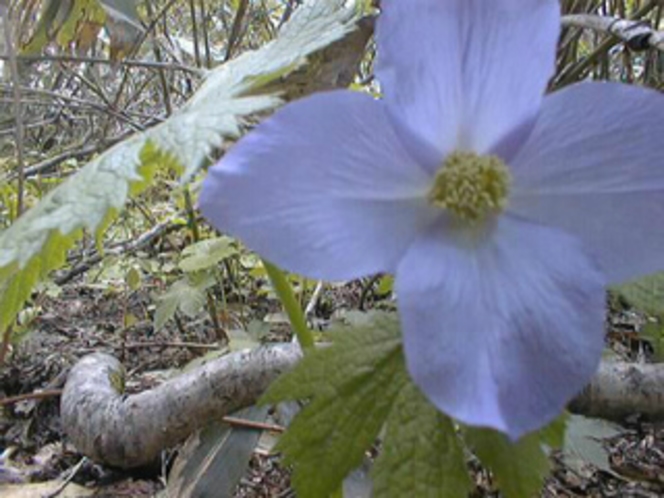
[568,361,664,421]
[562,13,664,52]
[61,345,301,468]
[61,344,664,469]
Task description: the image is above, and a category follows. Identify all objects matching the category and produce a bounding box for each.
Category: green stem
[330,488,344,498]
[263,260,314,351]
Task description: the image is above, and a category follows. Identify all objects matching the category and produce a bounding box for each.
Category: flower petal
[396,216,605,439]
[510,82,664,284]
[376,0,560,163]
[199,90,437,280]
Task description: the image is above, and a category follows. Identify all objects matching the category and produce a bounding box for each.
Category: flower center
[427,151,511,224]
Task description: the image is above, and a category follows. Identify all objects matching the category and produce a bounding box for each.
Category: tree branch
[61,344,664,469]
[568,361,664,421]
[61,345,302,468]
[562,13,664,52]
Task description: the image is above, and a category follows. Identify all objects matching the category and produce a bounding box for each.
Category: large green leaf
[263,311,565,498]
[373,381,471,498]
[464,427,555,498]
[0,0,369,339]
[262,313,404,497]
[614,272,664,315]
[178,236,238,273]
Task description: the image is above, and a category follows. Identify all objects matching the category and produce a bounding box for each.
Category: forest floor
[1,278,663,497]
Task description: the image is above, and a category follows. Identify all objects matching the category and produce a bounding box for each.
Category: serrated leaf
[0,0,368,340]
[263,311,402,402]
[172,279,206,318]
[261,313,404,498]
[465,428,550,498]
[261,311,564,497]
[614,272,664,315]
[154,277,207,330]
[373,381,471,498]
[179,236,238,273]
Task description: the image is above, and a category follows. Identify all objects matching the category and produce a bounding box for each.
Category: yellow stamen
[428,151,511,224]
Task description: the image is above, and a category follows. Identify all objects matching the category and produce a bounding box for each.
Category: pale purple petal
[510,82,664,284]
[199,90,437,280]
[376,0,560,166]
[396,216,605,439]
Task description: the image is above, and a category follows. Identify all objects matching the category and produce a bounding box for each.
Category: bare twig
[222,416,285,433]
[42,457,88,498]
[304,281,324,317]
[555,1,659,86]
[118,341,221,351]
[0,389,63,406]
[0,325,12,366]
[2,5,25,216]
[562,13,664,51]
[0,53,201,75]
[225,0,250,61]
[54,219,184,285]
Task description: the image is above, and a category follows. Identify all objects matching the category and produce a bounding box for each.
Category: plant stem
[262,260,314,351]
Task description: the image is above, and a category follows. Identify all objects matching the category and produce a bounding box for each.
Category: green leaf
[154,277,209,330]
[640,322,664,360]
[373,381,472,498]
[261,313,405,498]
[614,272,664,315]
[376,275,394,295]
[179,236,238,273]
[465,428,551,498]
[21,0,107,55]
[125,266,141,291]
[261,310,564,497]
[563,414,621,474]
[0,0,368,340]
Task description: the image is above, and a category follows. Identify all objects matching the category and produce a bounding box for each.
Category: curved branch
[61,345,302,468]
[62,343,664,469]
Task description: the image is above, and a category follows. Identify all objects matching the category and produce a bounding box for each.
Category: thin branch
[1,132,130,182]
[2,5,25,216]
[0,53,202,75]
[54,219,184,285]
[562,13,664,51]
[0,389,63,407]
[555,1,659,86]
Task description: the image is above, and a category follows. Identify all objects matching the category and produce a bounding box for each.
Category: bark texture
[62,342,664,469]
[569,361,664,421]
[61,345,302,468]
[562,13,664,51]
